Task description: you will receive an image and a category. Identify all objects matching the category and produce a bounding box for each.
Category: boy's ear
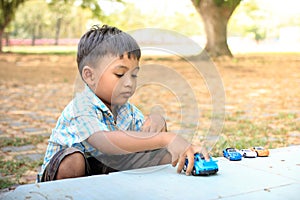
[82,66,96,86]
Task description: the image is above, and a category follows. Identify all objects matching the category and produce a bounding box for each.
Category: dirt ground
[0,53,299,186]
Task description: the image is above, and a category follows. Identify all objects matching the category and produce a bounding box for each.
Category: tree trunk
[0,20,9,53]
[191,0,241,58]
[0,0,26,53]
[5,32,10,46]
[0,29,3,52]
[31,26,36,46]
[55,17,62,45]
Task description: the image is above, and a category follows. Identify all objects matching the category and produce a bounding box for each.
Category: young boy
[38,25,208,182]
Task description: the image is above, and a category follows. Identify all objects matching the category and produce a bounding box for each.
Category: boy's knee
[56,152,86,180]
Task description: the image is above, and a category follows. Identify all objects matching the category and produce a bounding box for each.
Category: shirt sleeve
[51,113,109,147]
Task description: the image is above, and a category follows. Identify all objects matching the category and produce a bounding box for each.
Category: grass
[0,135,46,148]
[208,111,300,157]
[0,178,15,189]
[0,157,43,189]
[0,136,46,189]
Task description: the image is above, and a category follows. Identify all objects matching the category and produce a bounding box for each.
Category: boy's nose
[124,76,133,88]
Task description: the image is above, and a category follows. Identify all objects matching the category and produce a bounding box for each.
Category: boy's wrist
[160,132,177,147]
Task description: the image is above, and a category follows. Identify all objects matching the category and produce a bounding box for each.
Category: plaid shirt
[40,85,144,176]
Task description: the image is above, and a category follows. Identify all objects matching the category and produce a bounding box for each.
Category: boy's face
[93,53,139,109]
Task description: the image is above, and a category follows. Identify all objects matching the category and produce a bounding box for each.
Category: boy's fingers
[176,155,185,173]
[172,159,178,167]
[201,147,210,161]
[185,154,194,175]
[193,144,210,161]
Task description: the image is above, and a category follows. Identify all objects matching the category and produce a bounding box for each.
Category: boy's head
[77,25,141,109]
[77,25,141,77]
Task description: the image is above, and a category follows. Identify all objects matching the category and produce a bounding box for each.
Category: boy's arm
[87,130,208,175]
[87,130,173,155]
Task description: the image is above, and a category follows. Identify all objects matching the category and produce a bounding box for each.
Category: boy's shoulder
[57,89,100,121]
[61,89,143,120]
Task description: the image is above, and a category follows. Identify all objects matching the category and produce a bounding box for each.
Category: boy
[38,25,208,182]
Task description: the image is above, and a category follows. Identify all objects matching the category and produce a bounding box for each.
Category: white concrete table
[2,145,300,200]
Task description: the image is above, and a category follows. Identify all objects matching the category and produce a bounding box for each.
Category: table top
[3,145,300,200]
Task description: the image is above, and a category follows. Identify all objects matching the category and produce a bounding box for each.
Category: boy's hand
[177,144,209,175]
[142,113,167,133]
[166,135,209,175]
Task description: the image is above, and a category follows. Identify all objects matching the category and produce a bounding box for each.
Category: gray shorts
[40,147,169,182]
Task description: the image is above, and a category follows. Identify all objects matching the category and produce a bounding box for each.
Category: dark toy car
[223,148,242,161]
[183,153,218,176]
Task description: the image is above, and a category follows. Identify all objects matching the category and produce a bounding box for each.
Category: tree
[48,0,74,45]
[46,0,113,44]
[191,0,241,57]
[229,0,267,43]
[13,1,49,46]
[0,0,26,52]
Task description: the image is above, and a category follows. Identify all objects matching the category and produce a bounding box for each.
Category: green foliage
[247,26,266,42]
[228,0,272,39]
[47,0,121,18]
[102,2,204,36]
[11,0,93,39]
[76,0,102,18]
[11,0,49,39]
[0,0,27,51]
[213,0,241,8]
[0,0,26,28]
[8,0,206,39]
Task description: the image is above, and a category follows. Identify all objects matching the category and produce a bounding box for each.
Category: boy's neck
[102,100,118,121]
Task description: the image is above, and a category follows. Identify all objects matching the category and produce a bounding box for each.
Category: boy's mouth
[120,91,132,98]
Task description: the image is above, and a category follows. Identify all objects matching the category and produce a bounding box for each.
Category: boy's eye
[115,73,124,78]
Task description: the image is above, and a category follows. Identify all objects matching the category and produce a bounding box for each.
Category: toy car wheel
[191,169,196,176]
[183,164,187,172]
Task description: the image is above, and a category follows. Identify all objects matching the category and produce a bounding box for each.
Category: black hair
[77,25,141,77]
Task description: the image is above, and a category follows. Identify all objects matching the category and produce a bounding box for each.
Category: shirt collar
[83,85,131,121]
[79,85,133,130]
[83,84,110,112]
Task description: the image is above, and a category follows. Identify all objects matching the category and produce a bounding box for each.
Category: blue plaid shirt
[40,85,144,176]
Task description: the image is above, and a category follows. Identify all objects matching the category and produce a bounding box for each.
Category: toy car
[250,146,269,157]
[223,148,242,161]
[239,149,257,158]
[183,153,218,176]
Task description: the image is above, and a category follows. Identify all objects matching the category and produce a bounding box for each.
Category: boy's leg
[55,152,85,180]
[41,147,90,182]
[158,151,172,165]
[87,156,119,175]
[94,148,170,172]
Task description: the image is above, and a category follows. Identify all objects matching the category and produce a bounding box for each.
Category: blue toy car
[183,153,218,176]
[223,148,242,161]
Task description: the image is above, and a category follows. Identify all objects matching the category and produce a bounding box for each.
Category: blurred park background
[0,0,299,190]
[1,0,300,54]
